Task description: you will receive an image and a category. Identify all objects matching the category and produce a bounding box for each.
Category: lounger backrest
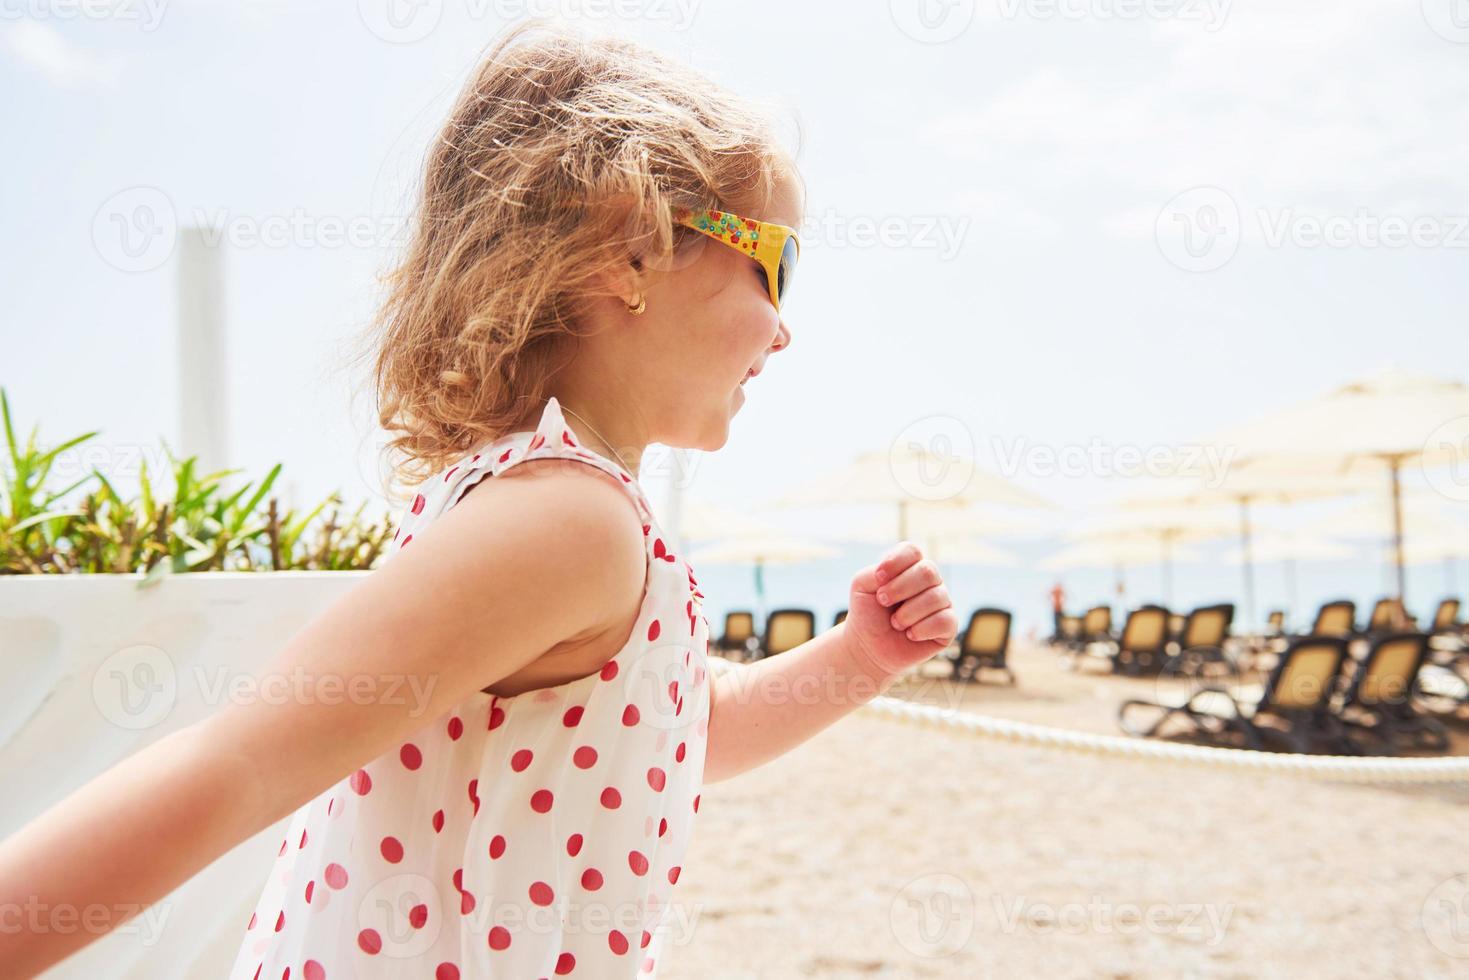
[1168,613,1185,639]
[1312,600,1356,638]
[1083,605,1111,636]
[764,608,815,656]
[1120,606,1169,653]
[1368,598,1399,630]
[833,609,848,627]
[1433,599,1460,630]
[1267,610,1285,632]
[1263,638,1348,711]
[1182,604,1233,648]
[722,611,754,643]
[1347,633,1428,709]
[962,608,1012,657]
[1060,615,1083,640]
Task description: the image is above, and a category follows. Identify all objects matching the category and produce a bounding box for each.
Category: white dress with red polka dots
[228,396,712,980]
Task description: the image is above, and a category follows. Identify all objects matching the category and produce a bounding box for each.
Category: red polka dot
[563,705,584,727]
[409,904,428,928]
[248,912,257,930]
[411,493,426,514]
[303,961,325,980]
[400,534,413,548]
[447,716,464,740]
[600,660,619,681]
[531,789,554,813]
[468,779,480,816]
[488,706,505,730]
[432,809,445,833]
[641,930,652,948]
[581,868,603,890]
[658,818,668,837]
[358,929,382,954]
[488,926,511,951]
[529,881,555,906]
[622,705,640,727]
[693,794,701,813]
[511,749,533,772]
[600,787,622,809]
[349,769,372,795]
[555,952,575,975]
[646,767,666,792]
[452,868,463,891]
[648,620,661,641]
[668,681,679,703]
[489,835,506,860]
[324,863,348,889]
[400,743,422,770]
[567,833,583,856]
[380,836,404,863]
[668,866,681,884]
[643,956,655,972]
[628,850,649,876]
[281,967,290,980]
[608,931,629,955]
[299,829,308,849]
[303,880,314,903]
[274,911,285,932]
[573,746,598,769]
[436,964,460,980]
[676,741,687,762]
[460,890,476,915]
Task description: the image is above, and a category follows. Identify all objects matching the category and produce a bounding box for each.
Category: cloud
[921,1,1469,227]
[1,20,119,87]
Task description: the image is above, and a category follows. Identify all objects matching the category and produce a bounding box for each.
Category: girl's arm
[0,462,647,978]
[703,541,958,783]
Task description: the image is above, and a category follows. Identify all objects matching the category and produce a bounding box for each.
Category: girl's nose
[771,317,791,352]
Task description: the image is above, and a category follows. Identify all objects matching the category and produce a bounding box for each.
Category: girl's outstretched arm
[0,463,646,978]
[703,541,959,783]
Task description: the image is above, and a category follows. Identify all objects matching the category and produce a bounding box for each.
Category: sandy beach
[659,640,1469,979]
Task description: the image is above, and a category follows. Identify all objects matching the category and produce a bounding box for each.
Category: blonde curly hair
[353,19,798,500]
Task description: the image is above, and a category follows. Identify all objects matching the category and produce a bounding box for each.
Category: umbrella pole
[1286,558,1298,622]
[897,500,908,542]
[754,560,766,627]
[1162,533,1174,608]
[1239,498,1256,630]
[1388,456,1407,612]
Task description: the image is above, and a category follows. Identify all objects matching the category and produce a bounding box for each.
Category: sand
[657,640,1469,979]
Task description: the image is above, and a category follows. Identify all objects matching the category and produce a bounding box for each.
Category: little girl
[0,21,957,979]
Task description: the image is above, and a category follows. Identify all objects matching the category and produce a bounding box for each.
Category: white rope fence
[707,657,1469,785]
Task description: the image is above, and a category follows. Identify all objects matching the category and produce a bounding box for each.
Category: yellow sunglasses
[673,207,800,310]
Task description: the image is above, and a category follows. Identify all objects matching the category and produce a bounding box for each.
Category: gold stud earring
[626,293,646,315]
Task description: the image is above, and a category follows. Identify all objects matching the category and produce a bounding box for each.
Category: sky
[4,0,1469,633]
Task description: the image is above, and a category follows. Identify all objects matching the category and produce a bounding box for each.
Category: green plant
[0,387,396,577]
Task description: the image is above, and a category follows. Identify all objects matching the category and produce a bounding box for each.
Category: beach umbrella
[1220,531,1358,618]
[688,534,839,626]
[772,443,1054,541]
[1116,470,1376,628]
[674,496,782,543]
[1202,368,1469,602]
[1065,505,1236,606]
[1041,537,1205,606]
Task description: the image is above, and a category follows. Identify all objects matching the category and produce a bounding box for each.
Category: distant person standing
[1050,580,1066,636]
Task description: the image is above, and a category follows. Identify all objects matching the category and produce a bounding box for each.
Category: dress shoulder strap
[389,396,655,554]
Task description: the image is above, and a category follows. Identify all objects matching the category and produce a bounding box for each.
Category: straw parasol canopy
[1042,537,1204,605]
[675,496,783,542]
[687,534,839,626]
[773,443,1054,541]
[1065,505,1237,606]
[1219,531,1358,619]
[1115,469,1376,628]
[1202,368,1469,602]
